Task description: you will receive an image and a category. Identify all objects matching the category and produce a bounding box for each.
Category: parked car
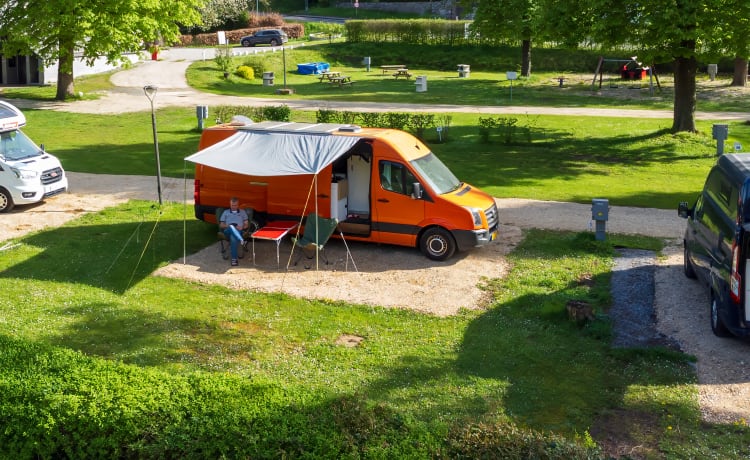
[240,29,288,47]
[0,101,68,212]
[679,153,750,337]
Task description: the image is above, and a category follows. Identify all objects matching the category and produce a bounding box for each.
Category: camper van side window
[379,161,419,196]
[705,170,737,218]
[379,161,403,194]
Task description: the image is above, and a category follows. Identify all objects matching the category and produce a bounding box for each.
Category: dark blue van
[679,153,750,337]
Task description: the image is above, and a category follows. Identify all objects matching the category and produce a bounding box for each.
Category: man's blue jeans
[223,225,244,259]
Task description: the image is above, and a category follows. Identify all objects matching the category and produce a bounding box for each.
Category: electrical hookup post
[354,0,359,17]
[506,71,517,102]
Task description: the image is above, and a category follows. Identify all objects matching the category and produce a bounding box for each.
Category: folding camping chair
[291,212,338,268]
[216,207,258,260]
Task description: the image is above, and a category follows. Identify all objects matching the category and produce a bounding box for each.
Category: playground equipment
[591,56,661,95]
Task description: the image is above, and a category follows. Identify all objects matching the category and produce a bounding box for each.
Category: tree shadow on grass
[0,202,214,294]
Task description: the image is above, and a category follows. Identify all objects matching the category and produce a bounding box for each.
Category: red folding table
[250,220,299,267]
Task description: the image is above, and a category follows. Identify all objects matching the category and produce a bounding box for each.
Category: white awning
[184,128,360,176]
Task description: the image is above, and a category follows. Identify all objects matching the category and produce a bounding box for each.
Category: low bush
[240,56,267,77]
[235,65,255,80]
[213,104,291,123]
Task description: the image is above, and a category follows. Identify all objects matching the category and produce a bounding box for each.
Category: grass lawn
[18,107,750,210]
[2,202,748,457]
[182,42,750,113]
[3,41,750,456]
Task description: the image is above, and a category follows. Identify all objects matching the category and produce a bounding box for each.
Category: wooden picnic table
[380,65,406,75]
[327,75,354,88]
[392,68,413,80]
[317,71,341,82]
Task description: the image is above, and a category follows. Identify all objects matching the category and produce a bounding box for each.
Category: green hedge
[346,19,497,46]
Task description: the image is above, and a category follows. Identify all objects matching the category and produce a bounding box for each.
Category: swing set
[591,56,661,94]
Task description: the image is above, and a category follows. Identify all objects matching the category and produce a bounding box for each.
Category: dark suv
[679,153,750,337]
[240,29,288,47]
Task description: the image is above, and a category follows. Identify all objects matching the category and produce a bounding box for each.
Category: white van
[0,101,68,212]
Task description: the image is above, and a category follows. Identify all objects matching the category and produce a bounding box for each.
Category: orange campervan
[186,121,498,260]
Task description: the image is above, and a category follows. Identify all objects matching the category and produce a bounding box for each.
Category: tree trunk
[521,39,531,77]
[55,42,76,101]
[672,55,697,133]
[731,57,748,87]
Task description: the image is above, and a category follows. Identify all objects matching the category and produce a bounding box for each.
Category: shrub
[435,114,452,143]
[235,65,255,80]
[213,104,291,124]
[261,105,291,121]
[316,109,338,124]
[359,112,382,128]
[241,57,267,77]
[214,46,233,75]
[406,113,435,140]
[478,116,521,144]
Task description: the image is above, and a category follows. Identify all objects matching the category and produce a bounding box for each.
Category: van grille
[41,167,63,185]
[485,203,498,231]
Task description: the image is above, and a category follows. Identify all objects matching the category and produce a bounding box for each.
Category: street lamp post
[143,85,163,205]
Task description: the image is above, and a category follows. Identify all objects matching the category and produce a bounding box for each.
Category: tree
[569,0,716,133]
[191,0,250,33]
[468,0,544,77]
[705,0,750,86]
[0,0,204,100]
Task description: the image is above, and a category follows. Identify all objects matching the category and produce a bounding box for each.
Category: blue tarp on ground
[297,62,330,75]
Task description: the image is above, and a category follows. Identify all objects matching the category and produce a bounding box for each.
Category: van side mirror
[411,182,423,200]
[40,143,45,152]
[678,201,692,218]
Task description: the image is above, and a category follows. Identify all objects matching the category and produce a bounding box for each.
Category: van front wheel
[0,188,14,213]
[710,296,732,337]
[420,227,456,261]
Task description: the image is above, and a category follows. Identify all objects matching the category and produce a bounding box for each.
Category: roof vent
[338,125,362,133]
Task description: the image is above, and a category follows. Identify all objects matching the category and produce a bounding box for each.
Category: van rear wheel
[683,245,697,279]
[420,227,456,261]
[0,188,14,213]
[710,296,732,337]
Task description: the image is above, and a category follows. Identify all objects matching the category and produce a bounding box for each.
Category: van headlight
[465,207,483,226]
[11,167,39,180]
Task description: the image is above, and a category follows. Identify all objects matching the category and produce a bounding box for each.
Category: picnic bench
[327,75,355,88]
[380,65,406,75]
[392,68,413,80]
[317,71,341,82]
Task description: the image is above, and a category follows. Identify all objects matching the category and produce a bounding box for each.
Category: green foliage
[240,56,267,76]
[213,104,292,123]
[0,202,742,457]
[190,0,250,33]
[406,113,435,140]
[444,422,599,459]
[0,0,203,99]
[479,116,527,144]
[213,46,233,74]
[234,65,255,80]
[346,19,483,46]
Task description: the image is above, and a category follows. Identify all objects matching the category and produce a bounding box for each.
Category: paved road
[7,47,750,122]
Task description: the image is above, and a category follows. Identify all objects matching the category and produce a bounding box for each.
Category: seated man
[219,197,248,266]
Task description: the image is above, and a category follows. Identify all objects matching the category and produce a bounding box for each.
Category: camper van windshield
[0,130,42,161]
[411,153,461,195]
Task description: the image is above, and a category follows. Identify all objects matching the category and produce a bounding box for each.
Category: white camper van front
[0,101,68,212]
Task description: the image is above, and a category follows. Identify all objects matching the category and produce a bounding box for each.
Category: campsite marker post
[143,85,163,205]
